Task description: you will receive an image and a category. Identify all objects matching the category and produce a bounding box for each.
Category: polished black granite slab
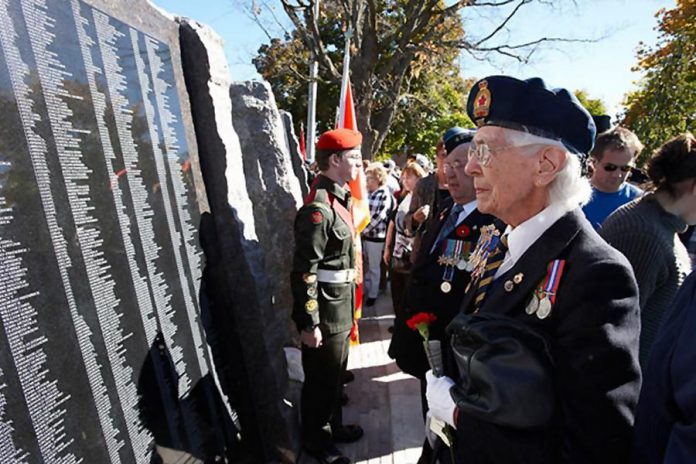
[0,0,235,461]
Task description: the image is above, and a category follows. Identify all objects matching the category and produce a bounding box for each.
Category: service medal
[525,296,539,315]
[456,259,467,270]
[440,281,452,293]
[536,297,552,319]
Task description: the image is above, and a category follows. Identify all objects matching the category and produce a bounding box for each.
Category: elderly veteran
[389,126,495,464]
[291,128,364,464]
[425,76,642,464]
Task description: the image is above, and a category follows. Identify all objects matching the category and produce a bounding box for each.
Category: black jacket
[388,198,494,379]
[443,209,642,464]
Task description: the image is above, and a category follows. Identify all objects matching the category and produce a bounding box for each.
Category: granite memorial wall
[0,0,238,461]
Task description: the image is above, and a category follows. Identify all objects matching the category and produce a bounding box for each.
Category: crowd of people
[290,75,696,464]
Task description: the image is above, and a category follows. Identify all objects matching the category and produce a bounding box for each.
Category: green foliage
[574,89,607,115]
[621,0,696,160]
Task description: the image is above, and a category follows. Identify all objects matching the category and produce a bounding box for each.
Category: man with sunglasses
[582,127,644,229]
[424,76,641,464]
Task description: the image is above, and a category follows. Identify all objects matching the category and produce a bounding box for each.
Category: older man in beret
[291,128,364,464]
[425,76,641,463]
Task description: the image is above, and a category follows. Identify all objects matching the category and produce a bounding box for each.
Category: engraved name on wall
[0,0,211,461]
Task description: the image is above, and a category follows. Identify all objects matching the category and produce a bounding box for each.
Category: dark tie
[472,234,509,310]
[432,204,463,252]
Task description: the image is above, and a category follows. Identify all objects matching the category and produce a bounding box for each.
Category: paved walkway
[299,288,425,463]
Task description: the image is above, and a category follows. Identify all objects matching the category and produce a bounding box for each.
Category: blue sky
[153,0,674,119]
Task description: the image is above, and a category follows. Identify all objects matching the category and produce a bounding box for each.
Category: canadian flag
[336,43,369,343]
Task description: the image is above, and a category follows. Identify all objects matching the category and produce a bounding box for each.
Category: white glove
[424,411,438,447]
[425,370,457,429]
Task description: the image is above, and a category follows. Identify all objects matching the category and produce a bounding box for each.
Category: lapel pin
[503,280,514,292]
[513,273,524,284]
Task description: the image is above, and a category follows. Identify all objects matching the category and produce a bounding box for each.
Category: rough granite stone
[280,110,310,198]
[178,19,298,463]
[229,81,304,342]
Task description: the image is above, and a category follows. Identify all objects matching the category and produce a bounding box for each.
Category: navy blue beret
[466,76,596,155]
[443,127,476,154]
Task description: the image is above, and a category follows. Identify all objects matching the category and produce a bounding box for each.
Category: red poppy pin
[311,211,323,224]
[456,224,470,238]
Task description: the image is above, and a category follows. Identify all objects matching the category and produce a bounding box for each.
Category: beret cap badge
[473,80,491,124]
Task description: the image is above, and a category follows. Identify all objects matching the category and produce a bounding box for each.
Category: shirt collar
[504,202,568,266]
[455,199,478,220]
[316,174,349,202]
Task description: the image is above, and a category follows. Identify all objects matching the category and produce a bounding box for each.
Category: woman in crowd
[362,163,395,306]
[383,161,427,320]
[600,132,696,368]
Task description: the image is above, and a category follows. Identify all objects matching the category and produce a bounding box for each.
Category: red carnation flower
[406,312,437,340]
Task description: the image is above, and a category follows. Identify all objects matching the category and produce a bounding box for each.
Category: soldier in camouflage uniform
[291,128,364,464]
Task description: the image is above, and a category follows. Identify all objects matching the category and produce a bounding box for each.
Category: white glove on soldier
[425,369,457,429]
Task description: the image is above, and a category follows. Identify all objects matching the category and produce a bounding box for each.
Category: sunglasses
[602,163,633,173]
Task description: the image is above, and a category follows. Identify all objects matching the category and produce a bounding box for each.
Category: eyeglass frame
[337,148,363,161]
[467,141,550,167]
[443,159,466,173]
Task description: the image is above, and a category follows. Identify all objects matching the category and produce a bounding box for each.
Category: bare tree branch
[243,1,287,41]
[466,36,601,62]
[470,0,518,6]
[280,0,342,79]
[474,0,531,47]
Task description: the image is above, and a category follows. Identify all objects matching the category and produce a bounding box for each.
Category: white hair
[504,129,592,211]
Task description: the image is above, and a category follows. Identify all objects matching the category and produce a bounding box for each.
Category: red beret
[316,128,362,151]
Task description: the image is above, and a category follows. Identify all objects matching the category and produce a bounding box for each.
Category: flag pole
[305,0,320,163]
[338,27,352,126]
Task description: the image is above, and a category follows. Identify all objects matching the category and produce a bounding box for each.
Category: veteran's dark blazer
[443,208,642,464]
[388,198,494,379]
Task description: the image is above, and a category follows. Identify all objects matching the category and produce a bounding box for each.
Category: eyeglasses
[340,150,362,161]
[443,159,465,173]
[467,142,544,167]
[602,163,633,173]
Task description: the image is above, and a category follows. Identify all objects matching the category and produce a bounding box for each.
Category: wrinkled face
[401,171,420,193]
[444,143,475,204]
[590,147,635,193]
[464,127,543,225]
[337,149,363,183]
